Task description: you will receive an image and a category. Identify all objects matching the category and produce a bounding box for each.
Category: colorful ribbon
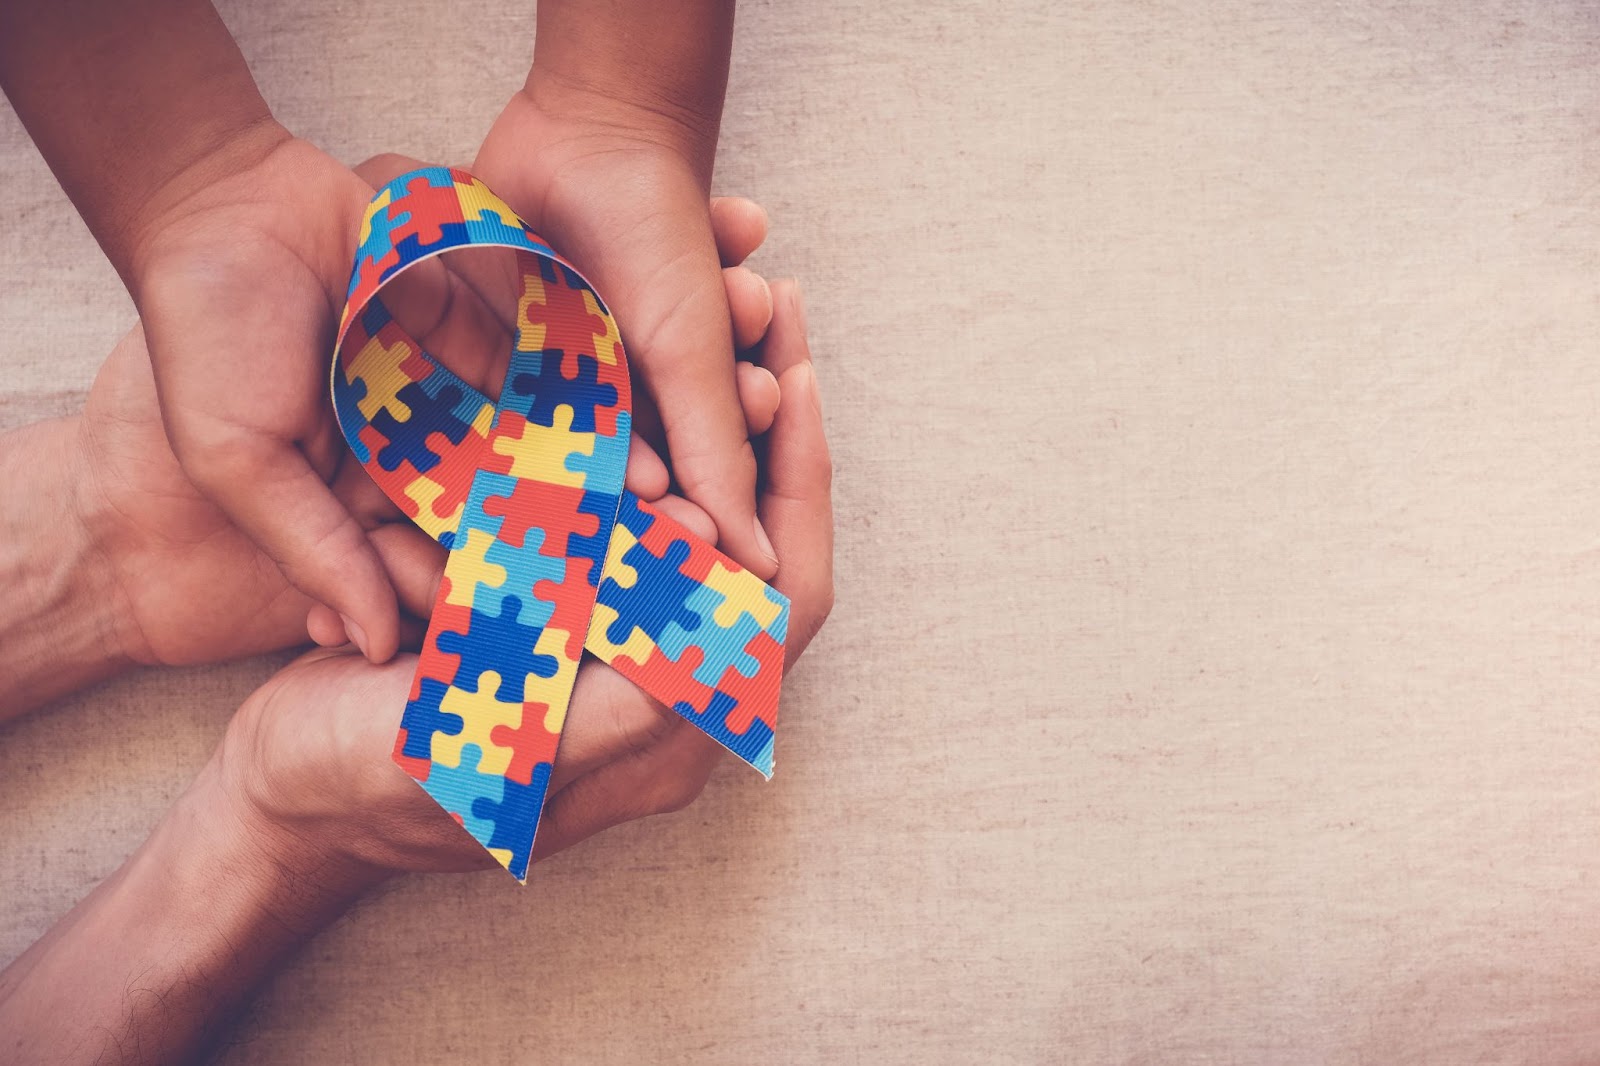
[330,167,788,881]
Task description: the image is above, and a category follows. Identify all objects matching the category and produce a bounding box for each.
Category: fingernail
[753,516,778,566]
[805,363,823,417]
[341,614,370,658]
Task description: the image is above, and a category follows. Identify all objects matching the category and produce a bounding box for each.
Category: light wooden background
[5,1,1600,1061]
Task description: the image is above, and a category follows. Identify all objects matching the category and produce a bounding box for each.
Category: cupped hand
[78,154,788,674]
[129,130,408,660]
[219,280,832,882]
[474,87,781,586]
[72,321,443,668]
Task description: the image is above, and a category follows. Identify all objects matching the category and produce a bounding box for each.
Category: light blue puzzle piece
[564,409,630,489]
[417,743,503,847]
[483,534,564,627]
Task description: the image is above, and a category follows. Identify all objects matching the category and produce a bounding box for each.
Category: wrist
[166,758,383,939]
[522,0,732,179]
[122,116,295,293]
[0,418,136,716]
[207,706,396,903]
[517,70,720,181]
[0,759,377,1062]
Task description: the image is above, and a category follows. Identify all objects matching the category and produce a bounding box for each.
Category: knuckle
[673,439,757,498]
[607,697,678,756]
[178,439,248,488]
[649,772,707,815]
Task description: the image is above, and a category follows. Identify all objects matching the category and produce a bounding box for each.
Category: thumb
[184,431,400,662]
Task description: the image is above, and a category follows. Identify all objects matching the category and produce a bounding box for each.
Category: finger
[397,612,431,652]
[626,431,671,501]
[757,279,813,381]
[724,266,773,351]
[650,493,719,545]
[709,197,769,267]
[307,604,346,647]
[756,291,835,664]
[331,457,406,527]
[352,152,426,188]
[369,523,448,617]
[638,274,776,579]
[737,362,780,436]
[533,718,721,863]
[186,438,400,663]
[546,665,676,793]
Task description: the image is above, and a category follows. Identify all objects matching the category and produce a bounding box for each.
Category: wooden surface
[5,1,1600,1061]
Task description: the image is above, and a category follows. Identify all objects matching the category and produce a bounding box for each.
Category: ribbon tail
[584,493,790,779]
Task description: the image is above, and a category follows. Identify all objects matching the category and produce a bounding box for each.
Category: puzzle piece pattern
[333,169,789,882]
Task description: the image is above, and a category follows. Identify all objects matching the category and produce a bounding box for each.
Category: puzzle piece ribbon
[330,167,789,881]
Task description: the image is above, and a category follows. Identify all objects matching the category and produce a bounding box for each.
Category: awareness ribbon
[330,167,788,881]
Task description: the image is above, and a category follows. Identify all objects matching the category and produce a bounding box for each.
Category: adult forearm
[0,0,286,281]
[528,0,736,177]
[0,761,376,1064]
[0,419,132,718]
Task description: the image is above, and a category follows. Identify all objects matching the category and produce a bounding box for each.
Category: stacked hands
[0,1,831,1060]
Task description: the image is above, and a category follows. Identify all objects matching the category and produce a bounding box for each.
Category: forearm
[0,760,377,1065]
[0,418,133,718]
[528,0,736,177]
[0,0,287,280]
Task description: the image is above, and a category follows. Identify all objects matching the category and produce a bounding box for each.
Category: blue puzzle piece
[332,367,370,462]
[505,351,619,431]
[567,489,621,585]
[371,381,475,474]
[598,537,702,645]
[413,363,494,427]
[360,296,394,335]
[435,596,559,702]
[472,762,552,882]
[675,692,776,776]
[401,166,459,190]
[452,471,521,546]
[613,489,656,538]
[392,220,471,266]
[688,614,764,686]
[398,677,463,761]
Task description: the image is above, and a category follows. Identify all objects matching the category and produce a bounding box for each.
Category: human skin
[0,278,830,1065]
[0,0,770,663]
[476,0,780,580]
[0,172,779,716]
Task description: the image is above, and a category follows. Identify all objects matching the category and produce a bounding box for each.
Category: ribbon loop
[330,167,788,881]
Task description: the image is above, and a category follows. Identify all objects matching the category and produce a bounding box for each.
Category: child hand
[129,133,410,662]
[474,87,781,584]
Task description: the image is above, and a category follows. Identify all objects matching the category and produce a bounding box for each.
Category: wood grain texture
[4,1,1600,1061]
